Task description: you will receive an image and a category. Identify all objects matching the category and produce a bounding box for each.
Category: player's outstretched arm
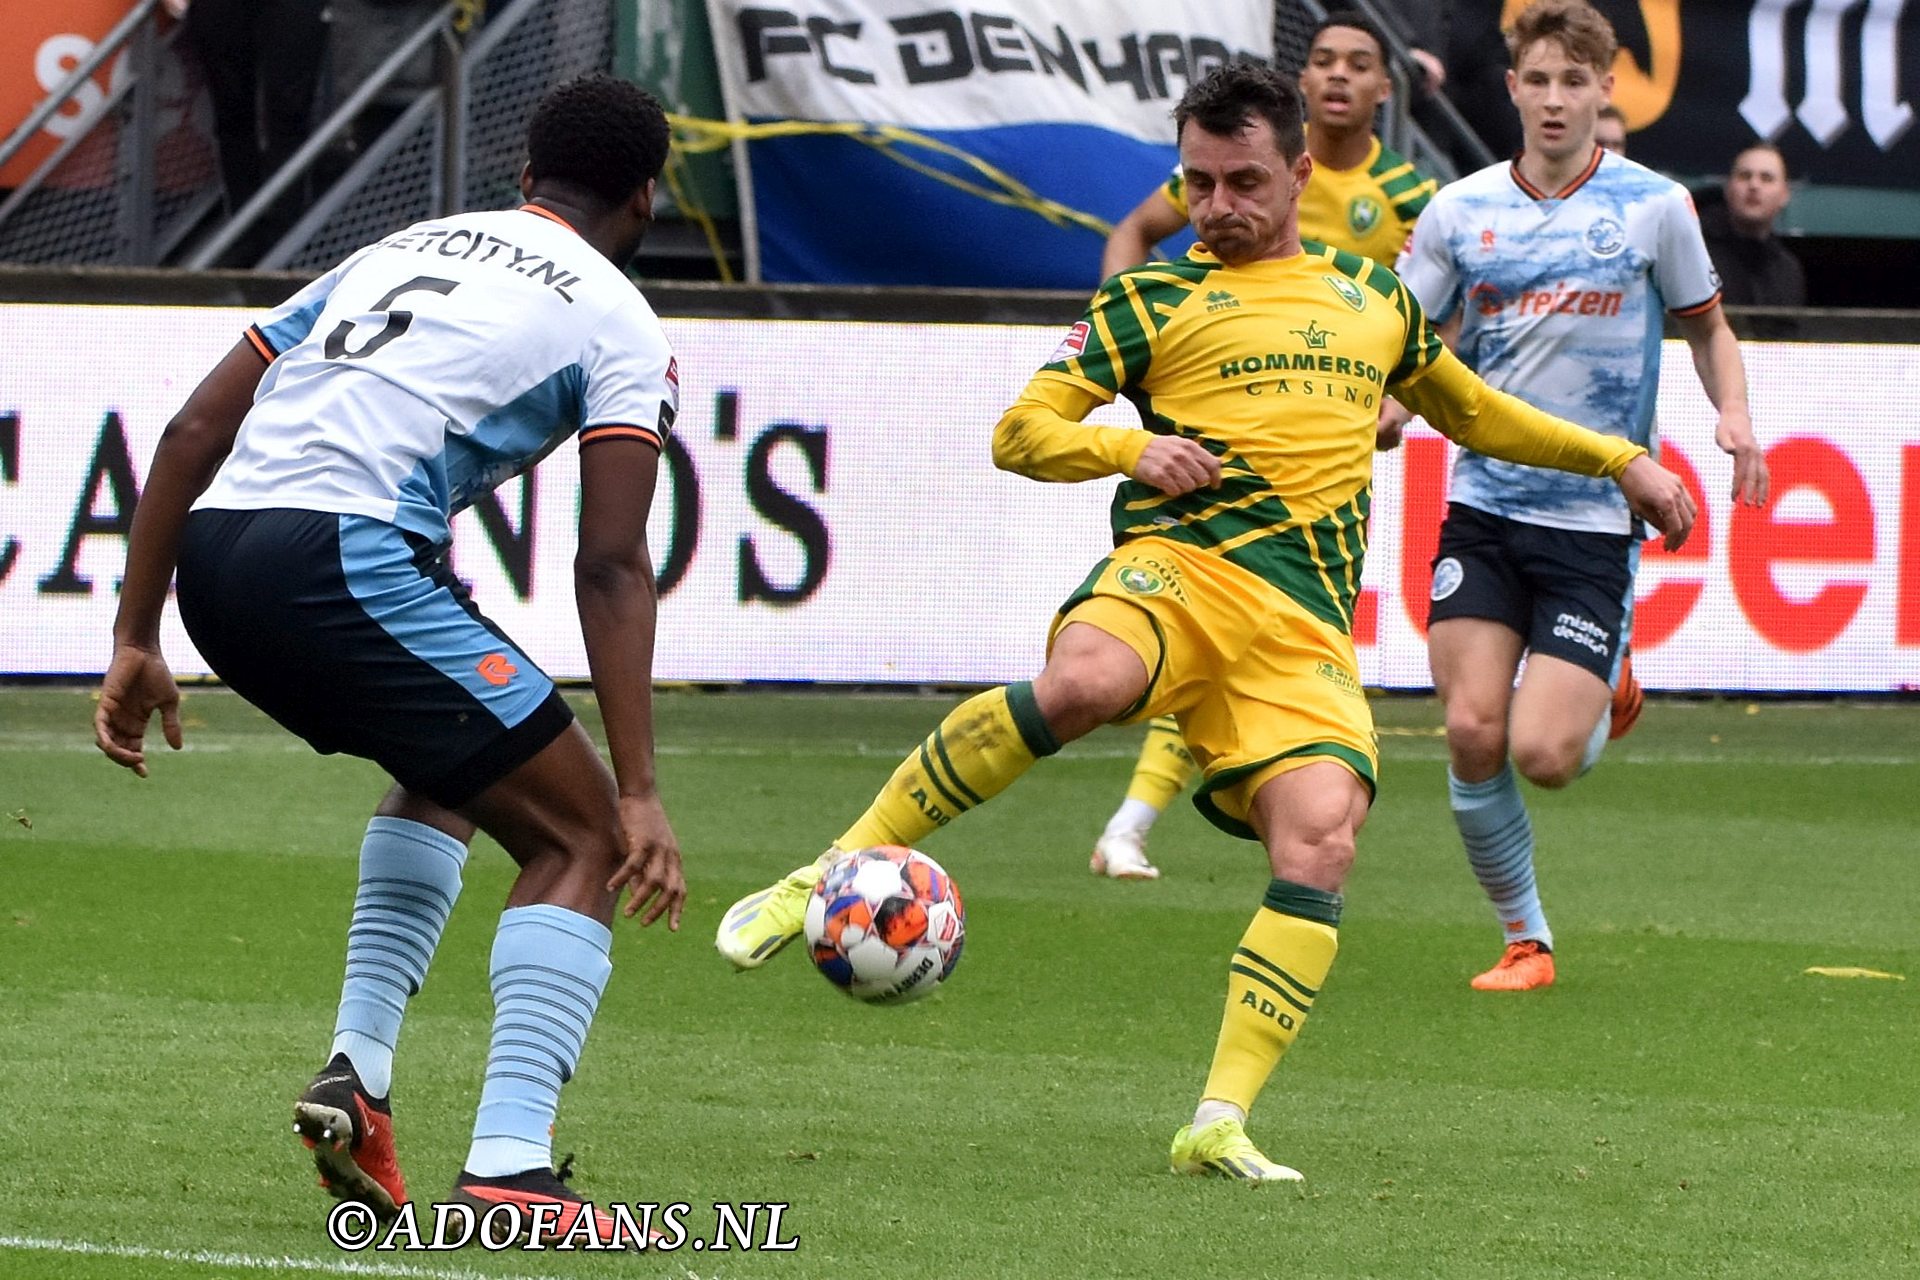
[1395,348,1695,549]
[96,338,267,776]
[1674,305,1769,507]
[1100,189,1188,279]
[575,436,686,930]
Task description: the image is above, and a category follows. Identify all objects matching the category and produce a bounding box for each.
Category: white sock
[1102,797,1162,841]
[1192,1098,1246,1129]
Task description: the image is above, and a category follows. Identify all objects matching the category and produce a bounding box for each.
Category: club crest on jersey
[1431,557,1464,601]
[1347,195,1383,235]
[1116,566,1165,596]
[1585,216,1627,258]
[1050,321,1091,363]
[1324,275,1367,312]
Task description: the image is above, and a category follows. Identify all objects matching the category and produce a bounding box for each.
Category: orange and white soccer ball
[804,846,965,1003]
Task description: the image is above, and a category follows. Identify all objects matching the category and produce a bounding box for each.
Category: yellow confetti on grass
[1804,966,1906,981]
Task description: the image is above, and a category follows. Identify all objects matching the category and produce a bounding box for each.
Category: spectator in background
[1594,102,1627,155]
[1371,0,1449,98]
[182,0,327,260]
[1440,0,1523,165]
[1701,143,1806,307]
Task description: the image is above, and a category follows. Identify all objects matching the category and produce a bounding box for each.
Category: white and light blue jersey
[196,205,677,544]
[1396,149,1720,533]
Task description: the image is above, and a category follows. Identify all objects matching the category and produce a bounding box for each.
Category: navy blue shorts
[1427,503,1638,685]
[176,507,573,808]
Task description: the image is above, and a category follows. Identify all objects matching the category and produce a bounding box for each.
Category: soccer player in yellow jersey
[716,60,1693,1181]
[1092,10,1438,879]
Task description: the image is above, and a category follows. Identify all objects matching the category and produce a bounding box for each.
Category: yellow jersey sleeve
[992,372,1151,482]
[1394,348,1646,478]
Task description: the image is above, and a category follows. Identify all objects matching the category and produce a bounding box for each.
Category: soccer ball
[804,846,965,1003]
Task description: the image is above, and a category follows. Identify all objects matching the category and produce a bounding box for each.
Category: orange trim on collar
[519,203,580,234]
[1509,146,1604,202]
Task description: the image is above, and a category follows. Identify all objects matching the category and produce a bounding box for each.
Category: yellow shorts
[1049,538,1377,840]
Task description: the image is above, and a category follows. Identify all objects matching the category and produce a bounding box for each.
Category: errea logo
[1205,289,1240,313]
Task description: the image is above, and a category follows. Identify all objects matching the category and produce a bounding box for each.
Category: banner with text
[3,303,1918,691]
[701,0,1270,286]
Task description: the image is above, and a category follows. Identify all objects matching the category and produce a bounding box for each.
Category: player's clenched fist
[1616,454,1697,551]
[1132,435,1222,497]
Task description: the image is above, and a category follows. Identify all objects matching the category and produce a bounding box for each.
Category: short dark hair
[1311,11,1390,63]
[1733,140,1789,179]
[1597,103,1626,124]
[526,73,670,208]
[1174,61,1307,159]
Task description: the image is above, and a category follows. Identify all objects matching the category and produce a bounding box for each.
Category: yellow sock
[1200,880,1342,1114]
[836,682,1060,851]
[1124,715,1198,811]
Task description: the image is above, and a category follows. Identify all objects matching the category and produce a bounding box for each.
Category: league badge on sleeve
[1049,321,1090,364]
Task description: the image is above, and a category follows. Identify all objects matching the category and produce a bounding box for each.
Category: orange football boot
[1470,940,1556,991]
[1608,651,1645,740]
[293,1053,407,1218]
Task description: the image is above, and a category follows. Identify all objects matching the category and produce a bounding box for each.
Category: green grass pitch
[1,685,1915,1279]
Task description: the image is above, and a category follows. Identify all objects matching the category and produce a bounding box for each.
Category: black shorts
[176,508,574,808]
[1427,503,1638,684]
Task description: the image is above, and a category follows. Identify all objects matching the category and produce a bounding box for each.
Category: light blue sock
[330,817,468,1098]
[465,905,613,1178]
[1449,764,1552,949]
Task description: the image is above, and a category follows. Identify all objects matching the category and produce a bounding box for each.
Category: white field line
[0,1233,711,1280]
[0,1234,533,1279]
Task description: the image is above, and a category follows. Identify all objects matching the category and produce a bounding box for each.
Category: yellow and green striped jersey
[1165,133,1437,264]
[1034,243,1444,634]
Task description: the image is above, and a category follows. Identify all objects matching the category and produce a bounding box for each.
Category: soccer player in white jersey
[1393,0,1768,991]
[95,75,686,1239]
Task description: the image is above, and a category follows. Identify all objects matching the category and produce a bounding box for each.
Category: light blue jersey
[1397,148,1720,534]
[197,205,677,546]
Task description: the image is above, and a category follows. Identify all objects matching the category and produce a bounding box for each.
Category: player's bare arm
[1674,304,1769,507]
[575,434,687,929]
[1100,188,1188,278]
[95,338,268,775]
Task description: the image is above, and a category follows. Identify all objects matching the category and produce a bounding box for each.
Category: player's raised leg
[716,619,1149,968]
[1431,617,1556,990]
[1090,715,1195,880]
[295,791,474,1217]
[1171,761,1365,1183]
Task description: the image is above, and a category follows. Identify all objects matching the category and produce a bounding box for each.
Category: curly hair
[526,73,670,208]
[1174,60,1306,158]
